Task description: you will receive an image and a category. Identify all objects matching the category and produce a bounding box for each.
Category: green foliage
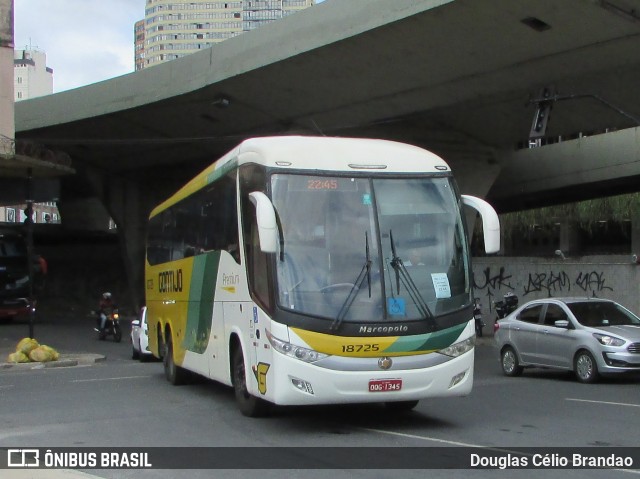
[498,193,640,238]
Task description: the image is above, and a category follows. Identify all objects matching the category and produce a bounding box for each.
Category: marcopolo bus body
[145,136,499,416]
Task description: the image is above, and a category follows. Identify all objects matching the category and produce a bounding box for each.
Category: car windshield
[0,236,26,258]
[270,173,471,326]
[567,301,640,327]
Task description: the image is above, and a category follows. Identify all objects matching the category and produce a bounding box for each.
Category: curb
[0,353,106,371]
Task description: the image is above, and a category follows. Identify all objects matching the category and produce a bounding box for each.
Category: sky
[15,0,148,93]
[13,0,325,94]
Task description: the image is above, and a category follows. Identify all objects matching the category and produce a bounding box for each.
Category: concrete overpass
[8,0,640,307]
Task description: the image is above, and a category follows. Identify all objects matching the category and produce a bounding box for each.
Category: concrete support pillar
[558,221,580,255]
[56,197,111,231]
[0,0,15,155]
[63,164,156,312]
[104,177,150,312]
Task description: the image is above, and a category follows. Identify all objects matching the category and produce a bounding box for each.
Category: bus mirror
[461,195,500,254]
[249,191,278,253]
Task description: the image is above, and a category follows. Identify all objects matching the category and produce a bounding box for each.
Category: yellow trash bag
[28,345,56,363]
[16,337,39,355]
[7,351,30,363]
[39,344,60,361]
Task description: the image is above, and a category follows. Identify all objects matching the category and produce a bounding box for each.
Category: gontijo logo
[158,269,183,293]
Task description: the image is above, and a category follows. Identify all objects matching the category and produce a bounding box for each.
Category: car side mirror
[131,320,141,327]
[554,319,570,329]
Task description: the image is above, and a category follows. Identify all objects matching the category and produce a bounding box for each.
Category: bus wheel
[232,348,270,417]
[156,328,164,360]
[164,335,188,385]
[384,400,419,412]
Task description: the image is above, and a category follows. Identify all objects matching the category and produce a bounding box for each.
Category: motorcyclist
[473,297,485,337]
[96,292,116,332]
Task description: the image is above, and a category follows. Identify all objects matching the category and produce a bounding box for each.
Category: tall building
[134,19,145,72]
[14,49,53,100]
[137,0,315,70]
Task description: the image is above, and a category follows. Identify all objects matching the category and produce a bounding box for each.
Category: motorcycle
[473,298,485,337]
[97,308,122,342]
[493,292,519,333]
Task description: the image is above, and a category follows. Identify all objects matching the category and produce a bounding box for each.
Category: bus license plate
[368,379,402,392]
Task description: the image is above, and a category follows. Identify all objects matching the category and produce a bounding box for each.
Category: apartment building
[138,0,315,70]
[14,49,53,101]
[3,49,59,224]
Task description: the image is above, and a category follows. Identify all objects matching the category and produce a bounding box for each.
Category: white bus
[145,136,499,416]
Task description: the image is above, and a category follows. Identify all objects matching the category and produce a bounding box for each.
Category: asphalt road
[1,314,639,479]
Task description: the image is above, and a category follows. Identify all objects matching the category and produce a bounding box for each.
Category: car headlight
[265,330,329,363]
[593,333,625,347]
[438,336,475,357]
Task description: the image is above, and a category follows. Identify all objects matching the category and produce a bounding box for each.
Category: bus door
[238,302,271,397]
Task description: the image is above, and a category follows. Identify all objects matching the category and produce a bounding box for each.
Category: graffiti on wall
[473,266,613,307]
[523,271,571,296]
[473,267,514,306]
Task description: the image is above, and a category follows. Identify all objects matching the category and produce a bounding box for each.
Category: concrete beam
[489,126,640,211]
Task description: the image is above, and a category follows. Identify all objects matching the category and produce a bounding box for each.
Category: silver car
[494,297,640,383]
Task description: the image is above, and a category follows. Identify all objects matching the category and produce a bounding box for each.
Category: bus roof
[150,136,451,217]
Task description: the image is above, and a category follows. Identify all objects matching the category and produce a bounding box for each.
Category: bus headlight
[266,330,329,363]
[437,336,475,358]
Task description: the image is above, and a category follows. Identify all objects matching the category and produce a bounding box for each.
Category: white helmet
[103,292,112,299]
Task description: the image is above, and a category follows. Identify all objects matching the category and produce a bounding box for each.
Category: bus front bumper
[263,349,474,406]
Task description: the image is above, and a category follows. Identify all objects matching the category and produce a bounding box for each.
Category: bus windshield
[271,174,471,326]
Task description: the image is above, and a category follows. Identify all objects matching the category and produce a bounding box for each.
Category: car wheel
[132,345,140,360]
[501,347,523,377]
[574,350,599,384]
[139,340,149,362]
[232,347,270,417]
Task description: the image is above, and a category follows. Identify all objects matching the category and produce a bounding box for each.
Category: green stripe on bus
[184,251,220,353]
[206,158,237,185]
[383,323,468,353]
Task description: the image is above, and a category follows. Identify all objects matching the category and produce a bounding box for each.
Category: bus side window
[147,211,172,265]
[199,171,240,263]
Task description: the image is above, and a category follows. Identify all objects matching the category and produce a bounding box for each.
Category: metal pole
[26,167,35,338]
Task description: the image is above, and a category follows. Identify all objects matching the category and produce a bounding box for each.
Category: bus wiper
[330,232,372,331]
[365,230,372,298]
[388,230,435,325]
